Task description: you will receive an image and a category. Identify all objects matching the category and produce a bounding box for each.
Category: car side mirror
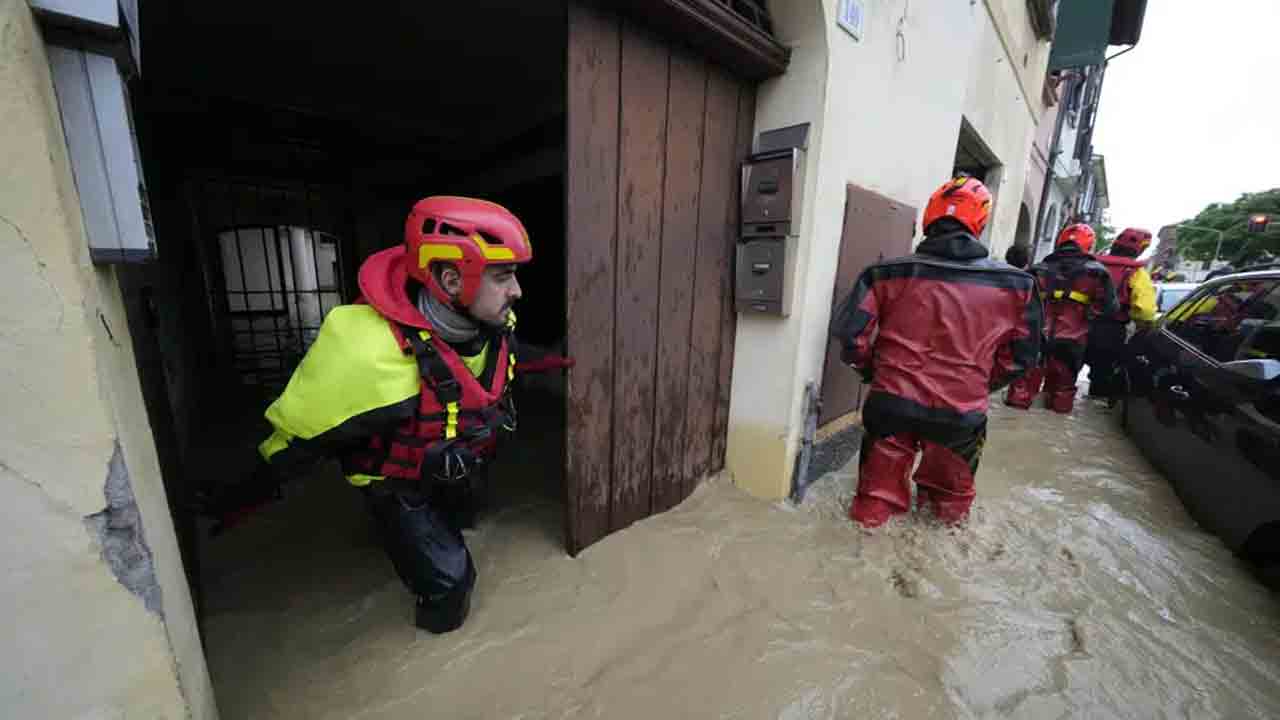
[1222,358,1280,382]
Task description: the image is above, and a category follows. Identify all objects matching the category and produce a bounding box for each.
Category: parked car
[1153,282,1199,320]
[1206,259,1280,282]
[1123,270,1280,585]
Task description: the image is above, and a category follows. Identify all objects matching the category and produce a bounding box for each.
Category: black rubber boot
[415,586,473,633]
[414,558,476,633]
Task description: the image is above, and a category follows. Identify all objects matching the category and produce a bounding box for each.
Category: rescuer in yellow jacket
[205,196,569,633]
[1086,228,1157,404]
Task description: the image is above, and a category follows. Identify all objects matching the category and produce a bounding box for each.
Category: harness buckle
[438,445,479,484]
[433,378,462,404]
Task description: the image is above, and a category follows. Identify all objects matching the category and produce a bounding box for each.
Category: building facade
[727,0,1055,498]
[1023,0,1147,261]
[3,1,1073,715]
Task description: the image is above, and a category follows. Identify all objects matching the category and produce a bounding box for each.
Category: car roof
[1203,269,1280,284]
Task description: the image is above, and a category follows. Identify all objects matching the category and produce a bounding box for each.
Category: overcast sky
[1094,0,1280,239]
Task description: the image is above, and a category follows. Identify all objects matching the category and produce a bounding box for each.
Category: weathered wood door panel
[682,66,739,492]
[610,20,667,531]
[650,48,706,515]
[566,1,755,553]
[819,185,918,426]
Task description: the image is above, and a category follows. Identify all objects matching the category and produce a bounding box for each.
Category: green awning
[1049,0,1148,70]
[1049,0,1116,70]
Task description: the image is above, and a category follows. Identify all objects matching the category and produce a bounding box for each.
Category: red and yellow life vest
[1098,254,1143,322]
[344,322,517,485]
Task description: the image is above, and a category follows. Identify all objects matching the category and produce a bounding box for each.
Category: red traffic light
[1248,214,1270,234]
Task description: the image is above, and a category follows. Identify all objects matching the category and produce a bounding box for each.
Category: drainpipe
[1033,72,1079,254]
[1073,64,1107,223]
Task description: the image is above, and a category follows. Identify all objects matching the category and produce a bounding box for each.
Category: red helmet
[404,196,533,306]
[1113,227,1152,255]
[923,176,993,237]
[1056,223,1096,254]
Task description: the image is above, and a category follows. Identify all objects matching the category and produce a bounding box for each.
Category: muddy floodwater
[202,400,1280,719]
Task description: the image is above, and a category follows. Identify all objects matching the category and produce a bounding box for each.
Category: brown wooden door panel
[566,1,752,553]
[682,66,740,496]
[566,1,620,554]
[610,20,669,531]
[818,185,918,426]
[651,48,707,515]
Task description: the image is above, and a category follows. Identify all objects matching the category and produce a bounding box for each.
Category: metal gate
[192,179,354,388]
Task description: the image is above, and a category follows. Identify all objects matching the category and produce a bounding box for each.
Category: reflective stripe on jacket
[1032,248,1117,346]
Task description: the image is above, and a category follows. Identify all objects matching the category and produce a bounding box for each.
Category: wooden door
[565,1,755,553]
[819,185,918,426]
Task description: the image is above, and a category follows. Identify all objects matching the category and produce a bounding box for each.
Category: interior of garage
[120,0,570,681]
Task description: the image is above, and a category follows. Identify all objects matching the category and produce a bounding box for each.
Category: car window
[1166,279,1280,363]
[1158,288,1193,312]
[1164,285,1218,324]
[1236,286,1280,362]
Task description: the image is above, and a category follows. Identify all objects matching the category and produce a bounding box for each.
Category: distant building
[1024,1,1146,261]
[1154,225,1233,282]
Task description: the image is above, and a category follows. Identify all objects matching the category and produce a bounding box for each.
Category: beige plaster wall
[0,1,215,716]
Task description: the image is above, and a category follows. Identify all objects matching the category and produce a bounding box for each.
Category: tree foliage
[1175,189,1280,264]
[1089,211,1116,254]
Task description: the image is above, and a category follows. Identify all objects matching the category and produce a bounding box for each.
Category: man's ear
[436,263,463,298]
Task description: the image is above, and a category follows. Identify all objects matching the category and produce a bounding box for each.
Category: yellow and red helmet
[405,196,533,306]
[1113,227,1152,255]
[1056,223,1096,254]
[923,176,993,237]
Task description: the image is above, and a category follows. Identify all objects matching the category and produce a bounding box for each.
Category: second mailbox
[737,145,805,316]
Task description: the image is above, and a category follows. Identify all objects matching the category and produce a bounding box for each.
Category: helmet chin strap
[417,287,480,344]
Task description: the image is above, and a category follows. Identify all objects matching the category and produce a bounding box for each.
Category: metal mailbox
[735,238,786,314]
[736,126,807,316]
[741,148,804,238]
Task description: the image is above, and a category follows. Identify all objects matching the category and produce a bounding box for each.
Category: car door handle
[1169,385,1190,400]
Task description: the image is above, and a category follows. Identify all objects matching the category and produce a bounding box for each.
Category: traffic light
[1248,214,1270,234]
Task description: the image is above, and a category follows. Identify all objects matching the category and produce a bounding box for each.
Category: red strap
[211,498,277,537]
[518,355,574,374]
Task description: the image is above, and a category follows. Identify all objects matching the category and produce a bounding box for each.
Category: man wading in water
[830,176,1043,527]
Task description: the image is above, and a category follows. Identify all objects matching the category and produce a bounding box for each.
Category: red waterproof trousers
[850,425,986,527]
[1004,354,1079,414]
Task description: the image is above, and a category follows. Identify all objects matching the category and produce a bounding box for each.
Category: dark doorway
[1015,202,1033,251]
[953,119,999,183]
[123,3,569,708]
